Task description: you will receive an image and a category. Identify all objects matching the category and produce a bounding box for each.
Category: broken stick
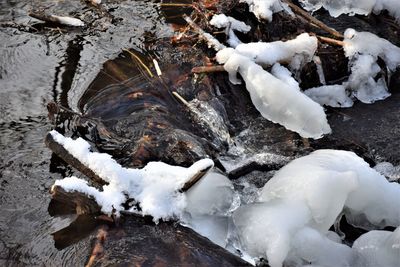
[45,133,107,186]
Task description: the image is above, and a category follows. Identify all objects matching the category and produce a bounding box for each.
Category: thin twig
[192,65,225,73]
[283,0,343,38]
[45,133,108,186]
[183,14,226,51]
[172,91,190,107]
[318,36,344,46]
[123,49,154,78]
[180,165,213,192]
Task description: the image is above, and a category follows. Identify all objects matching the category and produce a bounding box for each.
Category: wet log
[45,133,108,186]
[86,215,254,267]
[49,187,253,266]
[50,185,101,215]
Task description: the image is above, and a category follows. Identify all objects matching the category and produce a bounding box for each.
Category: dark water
[0,0,192,265]
[1,1,400,266]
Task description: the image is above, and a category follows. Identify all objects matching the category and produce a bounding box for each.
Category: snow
[234,150,400,267]
[216,47,331,139]
[50,130,214,222]
[299,0,400,22]
[51,15,85,27]
[50,131,400,266]
[210,14,251,47]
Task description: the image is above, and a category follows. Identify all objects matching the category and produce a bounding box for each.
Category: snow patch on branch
[50,130,214,222]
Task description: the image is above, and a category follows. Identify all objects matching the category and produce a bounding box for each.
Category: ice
[305,85,353,107]
[187,99,231,146]
[304,29,400,105]
[234,200,312,267]
[216,47,331,139]
[183,171,238,247]
[288,227,355,267]
[352,227,400,267]
[298,0,400,22]
[374,162,400,181]
[184,171,235,216]
[51,15,85,27]
[347,54,389,103]
[235,33,318,71]
[234,150,400,267]
[344,28,400,71]
[50,130,214,222]
[210,14,251,47]
[184,214,231,247]
[271,63,300,91]
[240,0,290,22]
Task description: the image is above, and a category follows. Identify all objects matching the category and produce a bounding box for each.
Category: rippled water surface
[0,0,191,265]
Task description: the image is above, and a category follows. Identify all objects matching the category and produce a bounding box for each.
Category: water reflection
[0,0,195,265]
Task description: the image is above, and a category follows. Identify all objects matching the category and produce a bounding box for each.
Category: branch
[283,0,343,39]
[45,133,108,186]
[180,165,213,192]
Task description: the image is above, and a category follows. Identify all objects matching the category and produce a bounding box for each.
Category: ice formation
[182,171,238,247]
[50,130,214,222]
[235,33,318,71]
[352,227,400,267]
[210,14,251,47]
[302,29,400,105]
[51,15,85,27]
[305,85,353,108]
[374,162,400,182]
[233,150,400,267]
[240,0,292,22]
[343,28,400,103]
[216,46,331,139]
[299,0,400,22]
